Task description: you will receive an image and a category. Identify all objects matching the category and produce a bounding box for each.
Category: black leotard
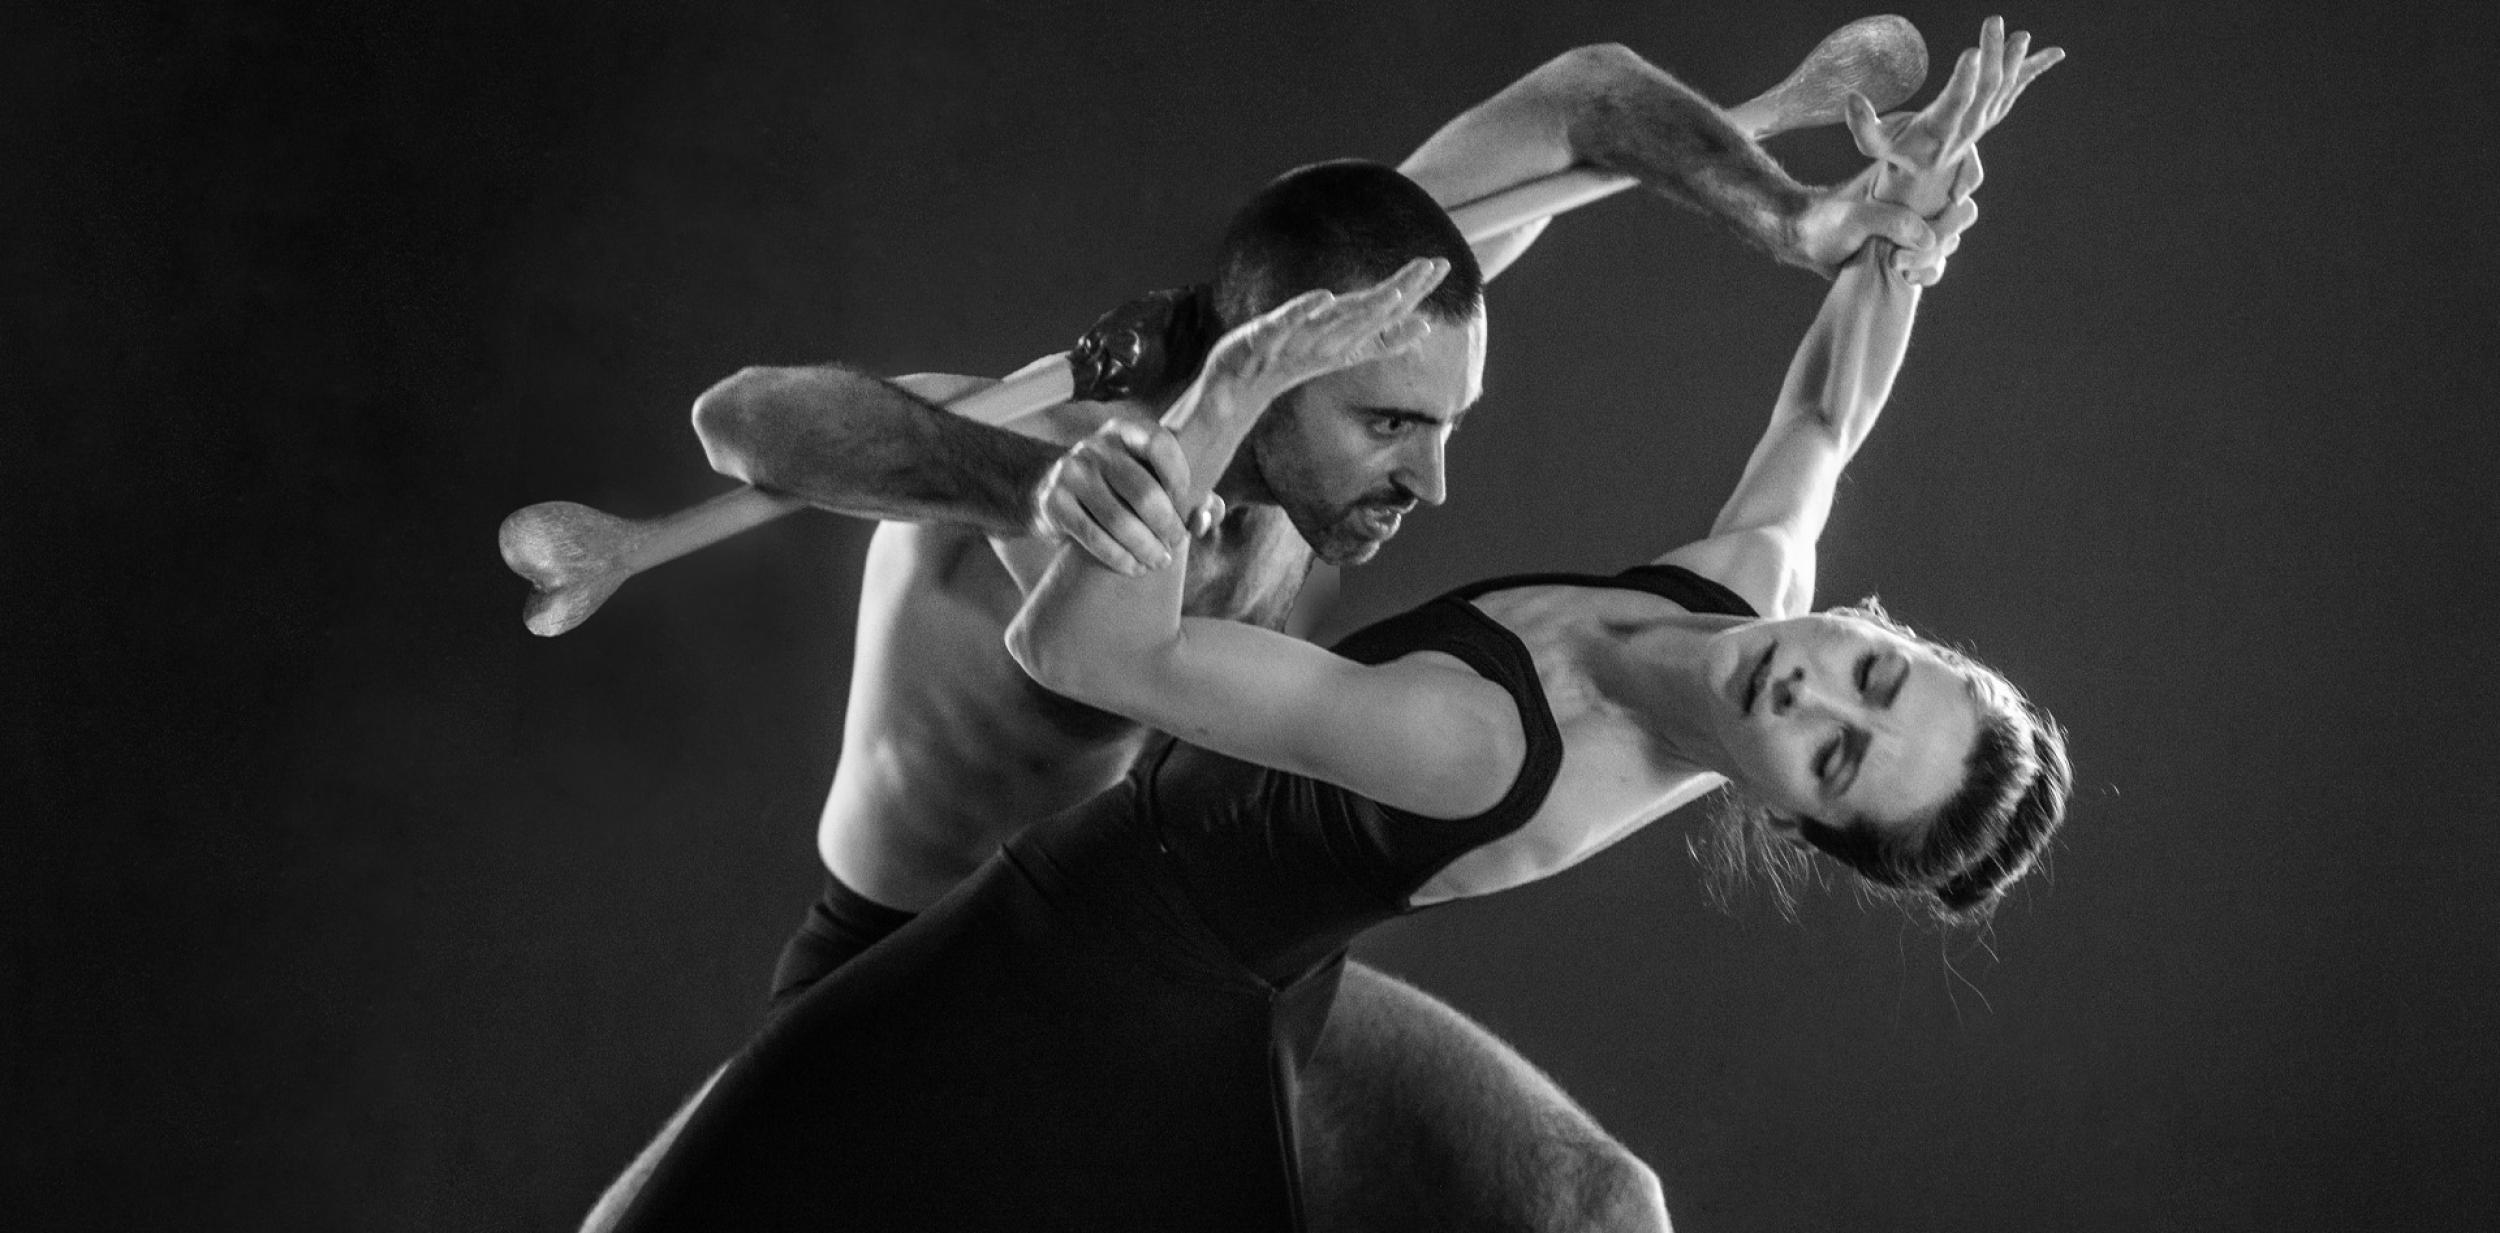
[615,565,1754,1233]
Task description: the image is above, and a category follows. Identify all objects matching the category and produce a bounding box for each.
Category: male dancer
[586,38,1932,1233]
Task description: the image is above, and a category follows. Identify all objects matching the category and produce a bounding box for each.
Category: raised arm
[1005,261,1528,820]
[1399,39,1933,281]
[693,357,1220,581]
[1665,18,2061,616]
[691,365,1059,533]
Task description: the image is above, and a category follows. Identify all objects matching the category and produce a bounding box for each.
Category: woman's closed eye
[1857,651,1907,707]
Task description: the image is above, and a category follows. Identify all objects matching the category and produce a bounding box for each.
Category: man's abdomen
[816,522,1150,910]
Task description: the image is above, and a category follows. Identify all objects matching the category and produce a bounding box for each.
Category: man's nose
[1395,434,1448,507]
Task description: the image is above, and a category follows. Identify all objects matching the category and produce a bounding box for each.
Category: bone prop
[501,15,1928,637]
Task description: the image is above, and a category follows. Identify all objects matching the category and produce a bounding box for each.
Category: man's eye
[1855,654,1876,693]
[1370,417,1408,436]
[1815,740,1839,784]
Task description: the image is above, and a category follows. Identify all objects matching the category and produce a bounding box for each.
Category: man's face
[1243,308,1486,565]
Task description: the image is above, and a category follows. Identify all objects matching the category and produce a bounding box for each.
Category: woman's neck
[1576,604,1744,773]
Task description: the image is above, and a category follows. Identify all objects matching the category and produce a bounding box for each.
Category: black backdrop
[13,1,2498,1229]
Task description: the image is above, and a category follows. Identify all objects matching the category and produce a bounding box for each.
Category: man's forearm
[691,364,1054,533]
[1400,44,1814,277]
[1556,46,1815,259]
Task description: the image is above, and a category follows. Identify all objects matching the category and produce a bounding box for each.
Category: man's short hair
[1211,160,1485,330]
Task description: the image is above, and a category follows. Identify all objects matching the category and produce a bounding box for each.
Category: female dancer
[615,21,2064,1232]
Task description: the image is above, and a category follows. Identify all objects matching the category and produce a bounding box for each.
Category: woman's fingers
[1302,258,1444,358]
[1337,257,1448,318]
[1969,17,2006,141]
[2002,48,2063,118]
[1221,255,1449,398]
[1356,314,1433,365]
[1936,45,1984,138]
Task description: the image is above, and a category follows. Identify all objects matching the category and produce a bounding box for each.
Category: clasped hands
[1030,20,2063,576]
[1794,15,2062,286]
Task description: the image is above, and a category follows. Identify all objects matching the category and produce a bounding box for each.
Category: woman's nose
[1772,670,1845,718]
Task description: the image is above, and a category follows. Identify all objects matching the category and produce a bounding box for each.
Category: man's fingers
[1046,484,1148,575]
[1859,201,1934,253]
[1112,419,1193,505]
[1186,492,1227,538]
[1090,445,1188,557]
[1931,195,1981,244]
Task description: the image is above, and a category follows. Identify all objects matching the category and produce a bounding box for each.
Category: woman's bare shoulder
[1651,527,1809,618]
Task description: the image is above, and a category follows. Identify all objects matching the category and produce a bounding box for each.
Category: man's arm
[694,365,1205,578]
[1400,42,1931,280]
[690,365,1057,534]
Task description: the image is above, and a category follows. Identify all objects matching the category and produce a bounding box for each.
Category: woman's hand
[1846,16,2063,217]
[1163,257,1450,434]
[1031,257,1448,574]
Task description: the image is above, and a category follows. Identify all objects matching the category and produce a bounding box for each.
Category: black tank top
[618,564,1760,1233]
[1146,562,1758,986]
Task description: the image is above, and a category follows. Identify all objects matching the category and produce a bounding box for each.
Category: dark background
[13,1,2497,1229]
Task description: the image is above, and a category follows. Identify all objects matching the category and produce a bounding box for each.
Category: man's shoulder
[864,520,1024,614]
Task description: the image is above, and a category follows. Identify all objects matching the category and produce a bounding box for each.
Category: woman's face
[1709,612,1984,830]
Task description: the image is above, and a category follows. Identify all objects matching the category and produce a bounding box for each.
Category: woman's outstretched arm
[1667,17,2061,615]
[1005,262,1529,820]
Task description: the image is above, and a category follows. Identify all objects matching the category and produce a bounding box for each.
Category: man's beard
[1244,392,1415,566]
[1304,497,1412,565]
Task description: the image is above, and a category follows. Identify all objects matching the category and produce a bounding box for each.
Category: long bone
[501,15,1925,636]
